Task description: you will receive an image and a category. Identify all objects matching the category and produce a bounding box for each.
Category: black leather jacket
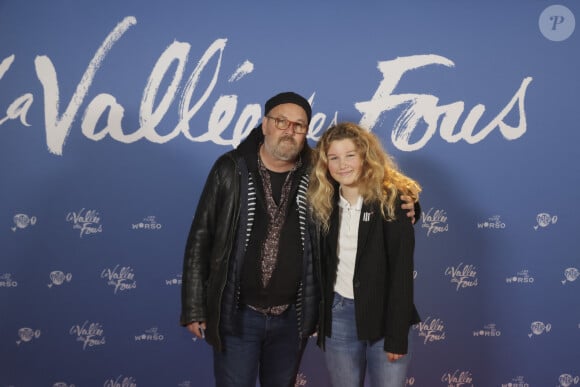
[180,127,320,351]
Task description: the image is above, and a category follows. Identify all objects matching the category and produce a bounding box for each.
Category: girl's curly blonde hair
[307,122,421,233]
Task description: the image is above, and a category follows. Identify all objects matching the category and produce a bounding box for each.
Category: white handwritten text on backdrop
[0,16,532,155]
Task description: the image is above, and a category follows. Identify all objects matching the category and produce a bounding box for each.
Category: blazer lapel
[327,201,340,263]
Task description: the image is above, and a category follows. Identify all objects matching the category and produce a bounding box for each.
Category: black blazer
[318,193,420,354]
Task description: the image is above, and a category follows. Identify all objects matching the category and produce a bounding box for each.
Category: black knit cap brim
[264,92,312,124]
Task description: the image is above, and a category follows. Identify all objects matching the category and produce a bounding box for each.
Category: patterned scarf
[257,152,301,289]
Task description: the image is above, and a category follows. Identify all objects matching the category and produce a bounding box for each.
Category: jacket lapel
[327,201,340,263]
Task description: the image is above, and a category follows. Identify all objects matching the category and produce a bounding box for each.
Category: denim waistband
[334,292,355,304]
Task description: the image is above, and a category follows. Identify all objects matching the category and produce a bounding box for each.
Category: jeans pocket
[331,294,343,311]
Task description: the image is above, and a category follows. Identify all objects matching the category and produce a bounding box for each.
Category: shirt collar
[338,190,363,210]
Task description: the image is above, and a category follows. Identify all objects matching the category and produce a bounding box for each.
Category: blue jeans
[324,293,411,387]
[213,304,307,387]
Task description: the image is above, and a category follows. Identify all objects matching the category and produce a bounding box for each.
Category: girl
[308,122,421,387]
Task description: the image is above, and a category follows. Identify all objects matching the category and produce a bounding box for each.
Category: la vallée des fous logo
[414,316,446,344]
[445,262,478,291]
[441,369,474,387]
[101,265,137,294]
[69,320,106,350]
[66,208,103,237]
[421,208,449,237]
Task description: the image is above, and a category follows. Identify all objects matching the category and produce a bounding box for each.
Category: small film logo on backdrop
[11,213,37,232]
[66,208,103,237]
[528,321,551,338]
[558,374,580,387]
[421,208,449,237]
[441,370,474,387]
[414,316,446,344]
[533,212,558,230]
[101,265,137,294]
[69,321,106,350]
[562,267,579,285]
[445,262,478,291]
[48,270,72,288]
[103,376,137,387]
[16,327,41,345]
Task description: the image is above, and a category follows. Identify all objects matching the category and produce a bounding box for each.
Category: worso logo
[135,327,164,342]
[506,269,534,285]
[501,375,529,387]
[131,215,162,230]
[165,273,182,286]
[477,215,506,230]
[0,273,18,287]
[473,323,501,337]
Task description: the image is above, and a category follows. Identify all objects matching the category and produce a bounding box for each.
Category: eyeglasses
[265,116,308,134]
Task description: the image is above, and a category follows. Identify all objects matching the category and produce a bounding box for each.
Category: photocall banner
[0,1,578,386]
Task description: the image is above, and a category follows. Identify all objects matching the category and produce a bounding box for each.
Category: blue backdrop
[1,1,579,386]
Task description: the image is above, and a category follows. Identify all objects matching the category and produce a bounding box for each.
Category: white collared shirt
[334,193,363,299]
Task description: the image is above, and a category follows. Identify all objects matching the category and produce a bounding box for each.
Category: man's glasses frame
[265,116,308,134]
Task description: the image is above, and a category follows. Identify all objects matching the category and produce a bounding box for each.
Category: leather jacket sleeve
[180,154,237,326]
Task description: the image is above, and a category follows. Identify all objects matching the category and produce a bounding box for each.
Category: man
[181,91,416,387]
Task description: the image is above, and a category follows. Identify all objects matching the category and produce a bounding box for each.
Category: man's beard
[266,136,301,161]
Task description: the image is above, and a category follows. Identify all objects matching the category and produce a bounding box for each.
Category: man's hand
[186,321,207,339]
[386,352,406,362]
[400,195,416,224]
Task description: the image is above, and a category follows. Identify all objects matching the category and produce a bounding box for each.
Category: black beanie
[264,92,312,124]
